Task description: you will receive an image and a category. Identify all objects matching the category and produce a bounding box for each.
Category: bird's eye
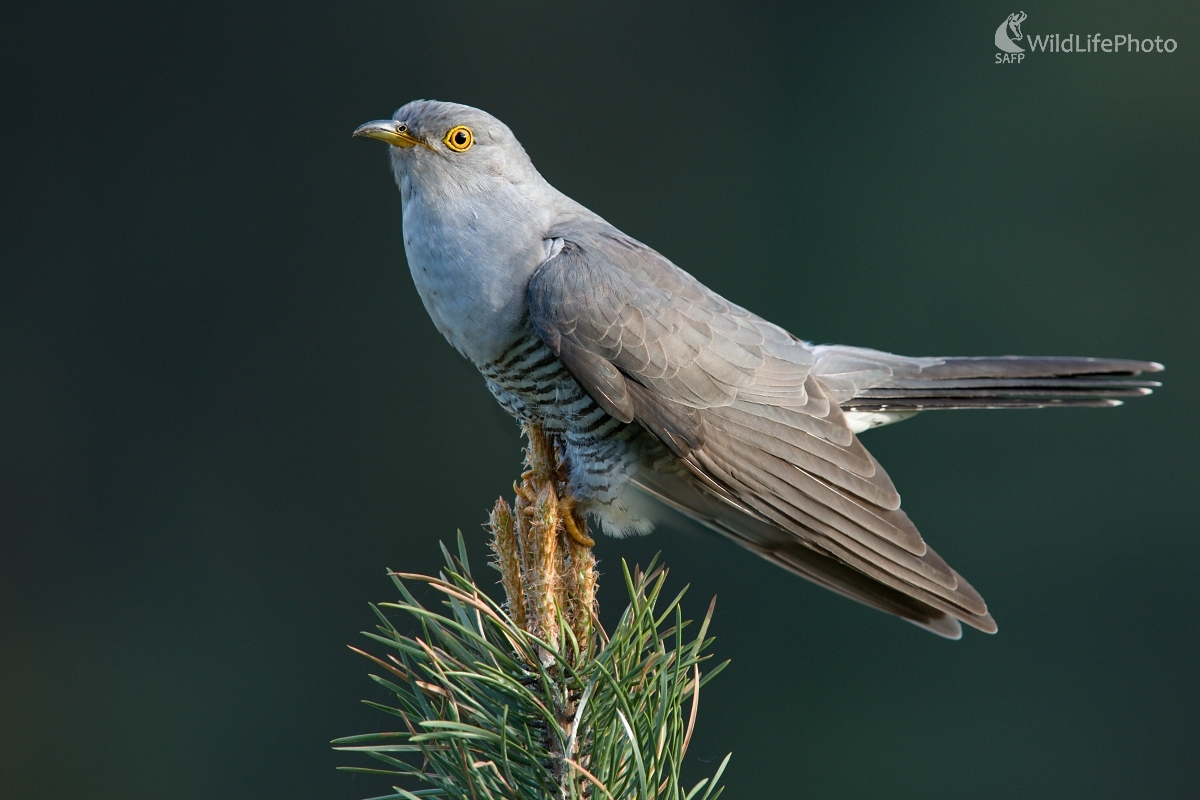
[444,125,474,152]
[396,123,408,132]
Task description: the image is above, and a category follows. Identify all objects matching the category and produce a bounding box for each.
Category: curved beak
[353,119,425,148]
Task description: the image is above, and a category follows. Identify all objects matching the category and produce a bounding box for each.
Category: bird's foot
[557,495,595,547]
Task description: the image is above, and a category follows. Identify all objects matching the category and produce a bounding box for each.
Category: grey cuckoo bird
[355,100,1161,639]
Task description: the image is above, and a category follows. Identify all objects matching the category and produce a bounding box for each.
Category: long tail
[813,350,1163,412]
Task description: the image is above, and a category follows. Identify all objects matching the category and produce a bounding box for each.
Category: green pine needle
[335,533,729,800]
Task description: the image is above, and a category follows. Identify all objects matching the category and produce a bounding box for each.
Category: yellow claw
[559,499,595,547]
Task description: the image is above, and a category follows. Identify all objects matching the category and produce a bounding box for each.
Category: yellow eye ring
[444,125,474,152]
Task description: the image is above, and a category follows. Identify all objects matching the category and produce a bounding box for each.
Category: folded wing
[527,223,996,636]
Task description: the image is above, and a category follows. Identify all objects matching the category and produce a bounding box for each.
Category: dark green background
[2,2,1196,798]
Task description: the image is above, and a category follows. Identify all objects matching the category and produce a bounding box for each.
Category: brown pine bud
[488,498,526,630]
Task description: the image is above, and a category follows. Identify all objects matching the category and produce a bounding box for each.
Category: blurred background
[2,2,1197,798]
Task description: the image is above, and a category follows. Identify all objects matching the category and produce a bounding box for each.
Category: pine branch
[336,425,730,800]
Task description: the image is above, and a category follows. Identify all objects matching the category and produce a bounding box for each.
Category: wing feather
[527,221,994,634]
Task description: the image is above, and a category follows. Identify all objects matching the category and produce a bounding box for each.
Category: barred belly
[479,323,653,536]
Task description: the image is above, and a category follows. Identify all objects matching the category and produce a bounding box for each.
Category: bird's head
[354,100,541,195]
